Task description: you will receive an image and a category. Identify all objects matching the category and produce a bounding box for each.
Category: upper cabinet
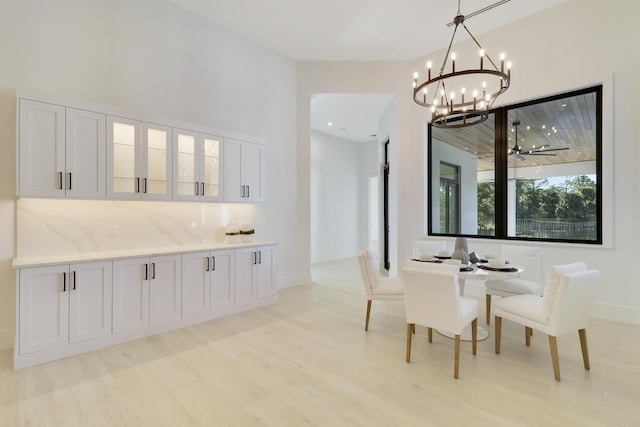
[173,129,223,202]
[223,138,263,203]
[19,100,106,198]
[17,94,264,204]
[107,116,172,200]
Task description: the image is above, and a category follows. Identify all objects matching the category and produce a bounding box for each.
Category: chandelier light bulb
[451,52,456,72]
[479,49,485,69]
[413,71,418,79]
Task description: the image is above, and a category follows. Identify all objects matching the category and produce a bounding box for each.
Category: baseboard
[0,329,14,352]
[591,301,640,325]
[278,273,312,289]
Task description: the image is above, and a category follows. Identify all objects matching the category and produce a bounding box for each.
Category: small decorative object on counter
[225,225,241,243]
[239,222,255,242]
[452,237,470,264]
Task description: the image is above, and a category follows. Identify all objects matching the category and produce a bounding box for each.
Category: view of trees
[478,175,597,239]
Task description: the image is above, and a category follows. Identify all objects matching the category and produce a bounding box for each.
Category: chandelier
[412,0,511,128]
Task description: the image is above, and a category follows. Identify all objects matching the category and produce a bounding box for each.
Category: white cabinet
[18,261,112,355]
[19,100,106,198]
[173,129,223,201]
[182,249,234,319]
[107,117,172,200]
[235,246,276,307]
[223,138,263,202]
[113,254,181,333]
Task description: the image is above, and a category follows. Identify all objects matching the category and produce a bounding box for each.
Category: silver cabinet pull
[152,262,156,279]
[201,182,205,196]
[205,256,210,272]
[246,185,250,198]
[195,182,199,196]
[241,185,246,198]
[211,256,216,271]
[258,251,262,264]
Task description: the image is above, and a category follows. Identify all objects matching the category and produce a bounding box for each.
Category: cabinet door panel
[69,261,112,343]
[19,265,69,354]
[235,248,256,305]
[113,258,149,333]
[211,250,235,314]
[243,142,263,202]
[150,255,181,325]
[256,248,275,299]
[182,252,210,318]
[223,139,243,202]
[66,108,106,199]
[201,135,222,201]
[19,100,66,197]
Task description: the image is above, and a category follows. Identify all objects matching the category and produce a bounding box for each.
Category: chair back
[358,249,380,298]
[403,265,465,334]
[501,244,543,284]
[546,269,600,335]
[413,240,447,259]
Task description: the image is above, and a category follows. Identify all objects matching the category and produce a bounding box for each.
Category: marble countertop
[13,240,278,268]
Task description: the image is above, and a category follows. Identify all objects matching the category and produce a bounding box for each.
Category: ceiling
[166,0,568,62]
[166,0,570,144]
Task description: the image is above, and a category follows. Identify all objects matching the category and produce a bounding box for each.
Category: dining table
[406,258,523,341]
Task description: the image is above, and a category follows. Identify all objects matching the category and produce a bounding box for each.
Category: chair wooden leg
[548,335,561,381]
[454,334,461,379]
[486,294,491,325]
[579,329,591,371]
[525,327,533,346]
[365,300,372,331]
[428,327,433,343]
[406,323,413,363]
[495,316,502,354]
[471,318,477,355]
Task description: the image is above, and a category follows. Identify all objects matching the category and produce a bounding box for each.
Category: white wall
[0,0,301,351]
[298,0,640,324]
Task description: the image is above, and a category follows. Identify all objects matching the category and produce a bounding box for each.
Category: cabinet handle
[211,256,216,271]
[67,172,72,190]
[58,172,63,190]
[136,177,140,193]
[241,185,246,198]
[247,185,250,198]
[144,263,148,280]
[195,182,199,196]
[143,178,147,194]
[72,271,77,290]
[201,182,205,196]
[258,251,262,264]
[62,271,67,292]
[205,256,210,272]
[253,251,257,265]
[152,262,156,279]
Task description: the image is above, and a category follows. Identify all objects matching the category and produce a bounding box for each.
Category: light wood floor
[0,258,638,426]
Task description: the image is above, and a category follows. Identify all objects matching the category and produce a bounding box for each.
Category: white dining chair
[485,244,543,324]
[412,240,447,259]
[358,249,404,331]
[403,265,478,379]
[493,262,599,381]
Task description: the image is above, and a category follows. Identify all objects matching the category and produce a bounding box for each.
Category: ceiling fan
[509,120,569,160]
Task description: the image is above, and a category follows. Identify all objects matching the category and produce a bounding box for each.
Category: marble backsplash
[17,199,257,258]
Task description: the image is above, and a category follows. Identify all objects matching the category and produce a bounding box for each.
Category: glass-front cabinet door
[108,117,139,198]
[107,117,172,200]
[201,134,221,201]
[142,123,172,200]
[172,129,223,201]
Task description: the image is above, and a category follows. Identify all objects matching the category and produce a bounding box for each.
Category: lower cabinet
[182,249,235,319]
[112,254,181,333]
[18,261,112,355]
[15,244,276,369]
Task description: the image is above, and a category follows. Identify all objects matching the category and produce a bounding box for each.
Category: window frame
[427,85,603,244]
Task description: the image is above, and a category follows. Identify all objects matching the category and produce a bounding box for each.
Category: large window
[428,85,602,244]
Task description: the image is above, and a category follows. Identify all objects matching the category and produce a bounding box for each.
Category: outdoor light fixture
[412,0,512,128]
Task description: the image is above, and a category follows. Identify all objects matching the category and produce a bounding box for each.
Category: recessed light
[328,122,333,126]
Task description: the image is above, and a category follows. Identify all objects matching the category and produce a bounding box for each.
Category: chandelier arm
[438,24,460,77]
[461,23,500,71]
